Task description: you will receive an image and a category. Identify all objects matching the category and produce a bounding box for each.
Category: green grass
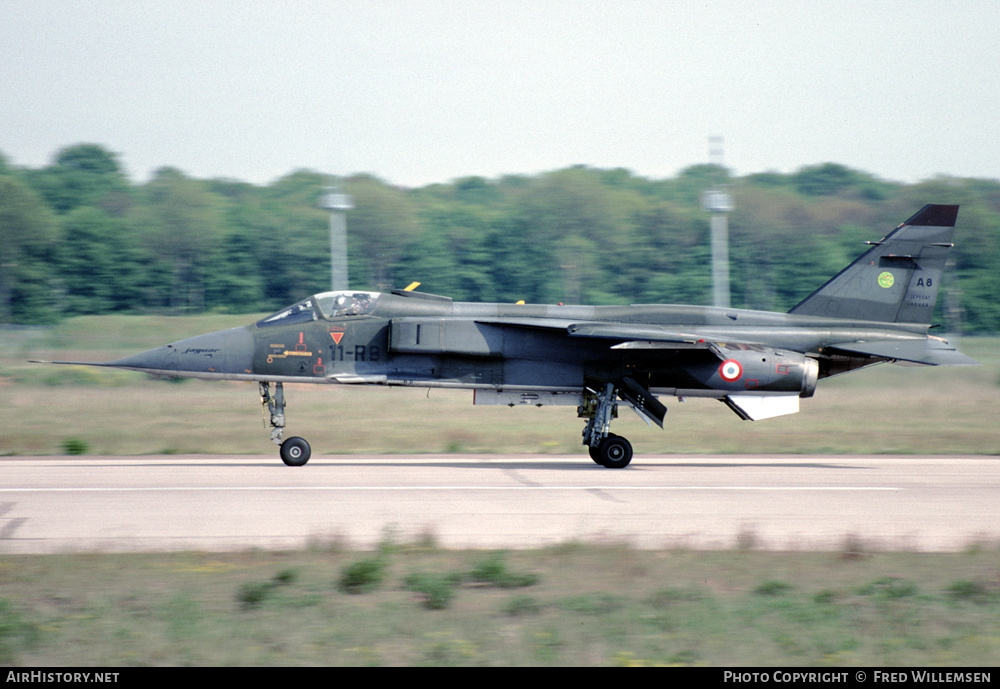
[1,545,998,666]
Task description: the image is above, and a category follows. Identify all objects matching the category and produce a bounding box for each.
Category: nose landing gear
[261,381,312,466]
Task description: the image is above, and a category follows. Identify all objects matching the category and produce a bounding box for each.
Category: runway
[2,454,998,553]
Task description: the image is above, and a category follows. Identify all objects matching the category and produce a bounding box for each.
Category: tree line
[1,144,998,332]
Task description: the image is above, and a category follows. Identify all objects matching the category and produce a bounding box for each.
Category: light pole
[319,184,353,291]
[702,136,733,309]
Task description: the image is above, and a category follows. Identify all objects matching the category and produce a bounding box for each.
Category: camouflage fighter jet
[47,204,978,467]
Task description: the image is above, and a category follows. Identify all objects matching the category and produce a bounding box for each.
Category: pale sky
[2,0,998,187]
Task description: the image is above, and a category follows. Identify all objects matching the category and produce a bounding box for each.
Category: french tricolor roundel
[719,359,742,382]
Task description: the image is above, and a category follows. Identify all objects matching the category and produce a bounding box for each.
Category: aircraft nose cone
[108,327,254,378]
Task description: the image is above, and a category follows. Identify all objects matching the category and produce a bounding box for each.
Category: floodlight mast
[702,136,733,309]
[320,184,354,291]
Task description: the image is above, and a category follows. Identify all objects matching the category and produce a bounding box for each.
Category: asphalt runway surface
[2,454,998,553]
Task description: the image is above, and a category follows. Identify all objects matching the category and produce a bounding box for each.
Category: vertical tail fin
[788,204,958,324]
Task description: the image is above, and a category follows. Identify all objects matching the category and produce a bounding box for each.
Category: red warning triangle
[331,332,344,345]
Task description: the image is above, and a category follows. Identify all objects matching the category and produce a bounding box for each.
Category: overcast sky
[2,0,998,188]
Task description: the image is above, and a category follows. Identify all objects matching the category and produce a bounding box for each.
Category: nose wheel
[279,436,311,466]
[261,382,312,466]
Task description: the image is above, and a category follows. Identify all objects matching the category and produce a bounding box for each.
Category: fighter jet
[46,204,977,467]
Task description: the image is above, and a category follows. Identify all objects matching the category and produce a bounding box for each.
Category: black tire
[588,444,604,466]
[598,434,632,469]
[280,436,311,466]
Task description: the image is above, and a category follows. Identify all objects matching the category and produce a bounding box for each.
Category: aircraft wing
[472,317,580,331]
[475,318,709,347]
[566,323,709,345]
[825,338,980,366]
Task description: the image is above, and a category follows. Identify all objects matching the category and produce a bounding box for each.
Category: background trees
[2,144,998,332]
[0,175,58,323]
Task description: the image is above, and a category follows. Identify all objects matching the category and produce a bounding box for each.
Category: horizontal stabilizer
[827,338,980,366]
[724,394,800,421]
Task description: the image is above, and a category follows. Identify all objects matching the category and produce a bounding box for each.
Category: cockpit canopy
[256,291,381,328]
[315,291,381,318]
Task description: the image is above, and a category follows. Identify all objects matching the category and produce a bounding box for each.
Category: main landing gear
[260,381,311,466]
[580,382,633,469]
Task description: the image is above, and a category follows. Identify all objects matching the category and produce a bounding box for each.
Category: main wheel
[588,444,604,465]
[598,434,632,469]
[280,436,311,466]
